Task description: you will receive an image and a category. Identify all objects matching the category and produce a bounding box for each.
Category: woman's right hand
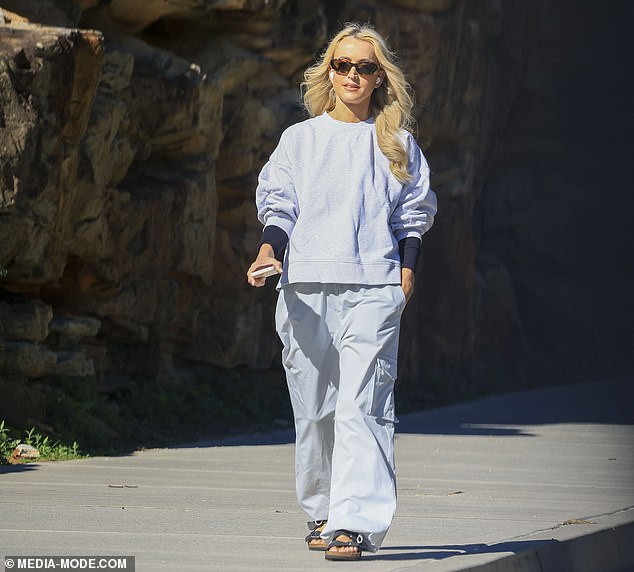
[247,244,282,287]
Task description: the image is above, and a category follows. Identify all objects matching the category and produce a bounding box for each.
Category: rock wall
[476,0,634,385]
[0,0,631,435]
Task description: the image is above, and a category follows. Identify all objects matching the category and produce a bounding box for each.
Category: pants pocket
[370,357,398,424]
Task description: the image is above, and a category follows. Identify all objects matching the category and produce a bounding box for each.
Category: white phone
[251,265,280,279]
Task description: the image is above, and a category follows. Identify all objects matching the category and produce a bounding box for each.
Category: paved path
[1,378,633,571]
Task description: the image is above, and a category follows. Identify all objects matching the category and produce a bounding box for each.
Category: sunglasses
[330,58,380,76]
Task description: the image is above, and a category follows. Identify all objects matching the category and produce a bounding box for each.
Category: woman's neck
[329,101,371,123]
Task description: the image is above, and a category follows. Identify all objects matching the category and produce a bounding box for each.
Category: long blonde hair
[301,23,415,183]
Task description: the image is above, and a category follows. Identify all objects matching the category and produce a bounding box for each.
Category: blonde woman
[247,23,437,561]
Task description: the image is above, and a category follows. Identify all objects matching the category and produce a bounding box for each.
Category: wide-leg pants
[275,283,406,552]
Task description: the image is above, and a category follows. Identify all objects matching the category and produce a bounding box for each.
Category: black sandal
[324,530,368,561]
[305,520,328,551]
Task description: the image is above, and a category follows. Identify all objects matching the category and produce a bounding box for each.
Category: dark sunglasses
[330,58,380,76]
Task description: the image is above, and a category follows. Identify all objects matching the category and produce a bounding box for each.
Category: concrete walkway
[1,378,633,571]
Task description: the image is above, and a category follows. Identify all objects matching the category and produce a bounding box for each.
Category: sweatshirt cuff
[264,214,295,239]
[260,225,289,260]
[398,236,421,273]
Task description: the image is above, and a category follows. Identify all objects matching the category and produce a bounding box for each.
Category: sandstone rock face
[0,0,630,432]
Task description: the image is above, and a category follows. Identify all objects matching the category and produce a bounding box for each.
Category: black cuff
[260,225,289,261]
[398,236,422,273]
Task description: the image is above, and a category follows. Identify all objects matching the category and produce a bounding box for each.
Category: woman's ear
[329,68,335,80]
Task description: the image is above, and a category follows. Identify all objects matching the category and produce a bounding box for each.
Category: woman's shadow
[366,539,556,561]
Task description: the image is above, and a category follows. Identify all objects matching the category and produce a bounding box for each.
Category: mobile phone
[251,265,280,279]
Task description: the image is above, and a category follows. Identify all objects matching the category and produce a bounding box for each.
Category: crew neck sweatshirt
[256,112,437,286]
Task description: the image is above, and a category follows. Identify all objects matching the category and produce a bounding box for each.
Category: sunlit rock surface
[0,0,630,430]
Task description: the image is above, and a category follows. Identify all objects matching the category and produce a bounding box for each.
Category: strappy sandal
[305,520,328,551]
[324,530,368,561]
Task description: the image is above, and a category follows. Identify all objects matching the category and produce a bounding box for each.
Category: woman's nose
[347,65,359,79]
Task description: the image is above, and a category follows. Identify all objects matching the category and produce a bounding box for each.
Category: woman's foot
[324,531,365,561]
[305,520,328,551]
[308,536,328,551]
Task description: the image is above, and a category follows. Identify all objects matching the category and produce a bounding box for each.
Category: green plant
[24,426,84,461]
[0,420,85,464]
[0,420,20,462]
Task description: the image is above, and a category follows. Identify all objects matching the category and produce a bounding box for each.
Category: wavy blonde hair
[301,23,415,183]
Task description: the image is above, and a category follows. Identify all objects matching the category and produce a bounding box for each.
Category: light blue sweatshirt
[256,111,437,286]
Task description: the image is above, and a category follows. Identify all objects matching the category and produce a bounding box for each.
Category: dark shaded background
[402,0,634,404]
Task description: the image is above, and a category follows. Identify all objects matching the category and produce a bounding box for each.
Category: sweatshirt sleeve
[389,134,437,241]
[256,137,298,238]
[260,224,289,261]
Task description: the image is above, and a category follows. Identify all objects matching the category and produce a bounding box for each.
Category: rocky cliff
[0,0,631,444]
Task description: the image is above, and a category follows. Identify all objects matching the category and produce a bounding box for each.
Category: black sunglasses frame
[330,58,380,77]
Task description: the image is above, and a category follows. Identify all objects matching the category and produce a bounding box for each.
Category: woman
[247,22,436,561]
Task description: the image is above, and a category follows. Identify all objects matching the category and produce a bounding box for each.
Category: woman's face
[329,37,384,115]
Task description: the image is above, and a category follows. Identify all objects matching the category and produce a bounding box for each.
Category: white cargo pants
[275,283,406,552]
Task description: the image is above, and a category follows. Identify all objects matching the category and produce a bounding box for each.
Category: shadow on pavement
[184,429,296,448]
[368,539,557,561]
[0,463,40,474]
[185,377,633,447]
[396,377,634,437]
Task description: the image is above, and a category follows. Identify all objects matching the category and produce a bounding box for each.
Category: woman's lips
[343,83,360,90]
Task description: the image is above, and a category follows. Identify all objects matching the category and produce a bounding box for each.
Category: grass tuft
[0,420,86,464]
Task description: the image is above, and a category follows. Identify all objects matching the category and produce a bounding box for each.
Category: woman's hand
[247,244,282,287]
[401,267,415,303]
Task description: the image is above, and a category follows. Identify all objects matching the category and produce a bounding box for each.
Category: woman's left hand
[401,267,415,303]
